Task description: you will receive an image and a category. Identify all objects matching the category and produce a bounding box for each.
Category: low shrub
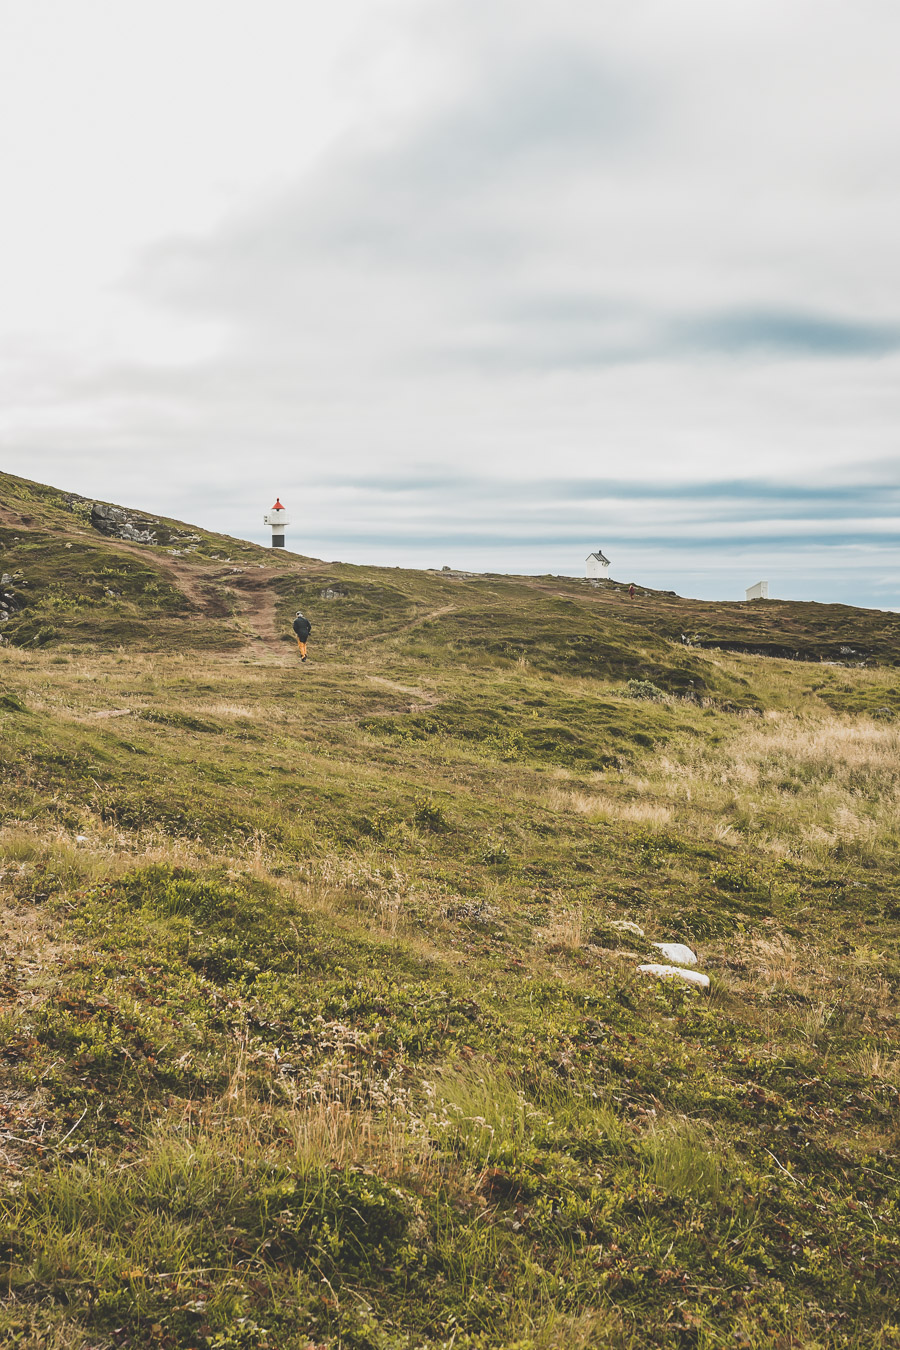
[623,679,667,700]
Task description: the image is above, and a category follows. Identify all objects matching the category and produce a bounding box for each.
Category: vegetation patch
[1,472,899,1347]
[139,709,224,733]
[0,690,28,713]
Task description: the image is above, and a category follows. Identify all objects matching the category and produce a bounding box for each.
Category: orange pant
[296,639,307,657]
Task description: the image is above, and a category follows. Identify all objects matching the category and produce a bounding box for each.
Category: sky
[0,0,898,605]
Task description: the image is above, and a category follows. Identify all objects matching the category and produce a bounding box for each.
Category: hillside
[1,470,899,1349]
[3,468,899,687]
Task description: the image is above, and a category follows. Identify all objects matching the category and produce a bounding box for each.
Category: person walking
[292,610,312,660]
[628,584,635,599]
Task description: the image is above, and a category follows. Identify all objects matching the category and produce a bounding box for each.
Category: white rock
[608,920,645,937]
[637,963,710,990]
[652,942,697,967]
[75,835,88,843]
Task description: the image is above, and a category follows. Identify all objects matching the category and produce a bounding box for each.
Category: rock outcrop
[90,503,157,545]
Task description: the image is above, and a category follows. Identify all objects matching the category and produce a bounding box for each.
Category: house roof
[586,550,610,563]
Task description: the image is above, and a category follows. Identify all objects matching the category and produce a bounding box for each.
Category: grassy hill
[1,470,899,1349]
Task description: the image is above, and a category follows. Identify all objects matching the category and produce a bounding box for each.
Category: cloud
[135,38,651,331]
[670,309,900,359]
[129,0,900,389]
[435,299,900,370]
[2,0,899,605]
[240,471,900,593]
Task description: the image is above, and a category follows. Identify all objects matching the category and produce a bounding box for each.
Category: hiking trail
[366,603,458,643]
[368,675,441,712]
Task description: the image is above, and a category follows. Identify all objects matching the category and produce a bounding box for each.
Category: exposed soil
[59,526,296,650]
[110,544,233,619]
[223,570,291,653]
[0,502,25,529]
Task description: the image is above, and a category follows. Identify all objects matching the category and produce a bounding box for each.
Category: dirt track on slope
[88,537,293,653]
[366,603,458,643]
[222,570,290,654]
[368,675,440,712]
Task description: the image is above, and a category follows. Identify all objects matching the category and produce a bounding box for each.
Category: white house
[745,581,769,601]
[585,548,611,579]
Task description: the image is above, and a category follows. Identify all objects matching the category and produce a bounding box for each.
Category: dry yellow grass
[576,711,900,861]
[537,903,586,953]
[204,702,256,718]
[852,1044,900,1086]
[546,788,672,827]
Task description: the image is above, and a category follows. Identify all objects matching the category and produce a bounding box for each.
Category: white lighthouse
[264,497,290,549]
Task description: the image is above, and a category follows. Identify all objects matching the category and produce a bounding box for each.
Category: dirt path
[111,542,308,661]
[156,558,232,614]
[366,603,458,643]
[368,675,441,711]
[222,571,297,658]
[228,573,280,641]
[100,540,295,655]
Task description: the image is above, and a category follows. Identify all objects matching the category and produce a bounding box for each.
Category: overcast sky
[1,0,898,604]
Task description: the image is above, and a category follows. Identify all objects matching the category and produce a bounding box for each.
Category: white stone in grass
[652,942,698,967]
[637,963,710,990]
[608,920,645,937]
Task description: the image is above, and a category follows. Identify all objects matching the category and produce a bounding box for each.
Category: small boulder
[90,502,125,534]
[637,964,710,990]
[608,920,645,937]
[652,941,697,967]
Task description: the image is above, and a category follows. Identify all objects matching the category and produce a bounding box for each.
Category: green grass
[0,472,899,1347]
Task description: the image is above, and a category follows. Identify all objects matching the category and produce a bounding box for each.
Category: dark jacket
[292,614,312,640]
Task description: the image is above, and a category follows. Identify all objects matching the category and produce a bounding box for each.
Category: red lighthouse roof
[271,497,285,511]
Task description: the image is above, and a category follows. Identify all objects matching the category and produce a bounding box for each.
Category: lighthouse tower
[263,497,290,549]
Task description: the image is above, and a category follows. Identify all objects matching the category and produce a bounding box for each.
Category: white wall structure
[585,548,610,578]
[745,581,769,601]
[264,497,290,548]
